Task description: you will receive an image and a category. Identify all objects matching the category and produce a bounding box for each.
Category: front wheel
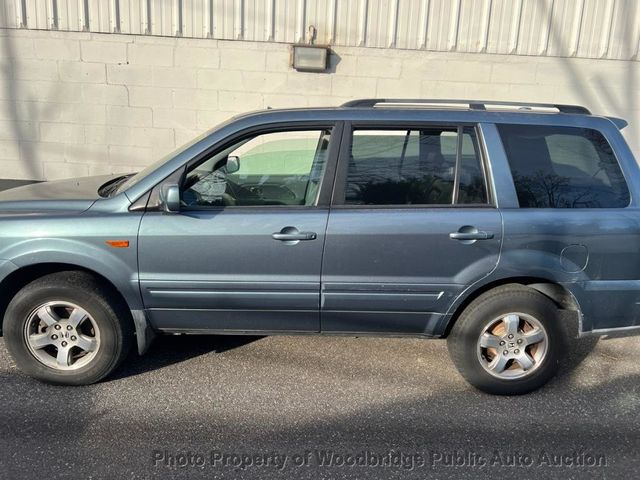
[447,284,566,395]
[3,271,133,385]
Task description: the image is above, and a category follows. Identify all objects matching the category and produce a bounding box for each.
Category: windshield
[114,124,227,195]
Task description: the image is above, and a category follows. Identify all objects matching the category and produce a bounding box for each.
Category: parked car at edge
[0,99,637,394]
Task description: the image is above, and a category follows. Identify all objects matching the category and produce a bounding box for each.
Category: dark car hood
[0,174,118,213]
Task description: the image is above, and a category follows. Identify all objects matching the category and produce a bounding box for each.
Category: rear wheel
[3,271,133,385]
[447,284,565,395]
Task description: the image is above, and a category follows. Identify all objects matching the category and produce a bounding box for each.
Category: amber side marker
[106,240,130,248]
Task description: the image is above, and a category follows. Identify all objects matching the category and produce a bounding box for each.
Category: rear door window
[498,124,629,208]
[343,126,488,206]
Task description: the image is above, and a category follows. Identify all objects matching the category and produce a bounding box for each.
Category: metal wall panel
[0,1,20,29]
[1,0,638,60]
[55,0,86,32]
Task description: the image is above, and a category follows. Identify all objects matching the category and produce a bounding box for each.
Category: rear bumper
[566,280,640,335]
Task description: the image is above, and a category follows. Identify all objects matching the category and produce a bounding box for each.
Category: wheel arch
[441,276,582,338]
[0,262,153,354]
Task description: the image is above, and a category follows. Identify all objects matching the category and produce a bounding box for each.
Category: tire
[3,271,133,386]
[447,284,566,395]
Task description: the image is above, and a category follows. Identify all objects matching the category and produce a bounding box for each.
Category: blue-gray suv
[0,99,637,394]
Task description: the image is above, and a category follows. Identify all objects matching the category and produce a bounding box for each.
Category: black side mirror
[160,184,180,213]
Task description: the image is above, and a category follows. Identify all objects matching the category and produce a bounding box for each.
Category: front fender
[1,238,143,311]
[0,258,18,281]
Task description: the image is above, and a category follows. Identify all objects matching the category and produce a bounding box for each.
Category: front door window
[182,129,332,208]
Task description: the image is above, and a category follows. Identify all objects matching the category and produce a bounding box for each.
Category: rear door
[321,123,502,334]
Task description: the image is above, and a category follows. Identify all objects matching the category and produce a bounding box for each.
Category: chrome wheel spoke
[29,333,54,349]
[56,347,71,367]
[488,354,509,374]
[516,352,535,371]
[67,308,87,329]
[76,335,97,352]
[37,306,59,327]
[523,328,545,346]
[503,314,520,335]
[479,333,502,349]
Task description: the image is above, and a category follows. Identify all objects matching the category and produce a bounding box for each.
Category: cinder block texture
[0,29,638,181]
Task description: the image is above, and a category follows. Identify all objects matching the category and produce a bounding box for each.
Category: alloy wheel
[23,301,101,371]
[476,312,548,380]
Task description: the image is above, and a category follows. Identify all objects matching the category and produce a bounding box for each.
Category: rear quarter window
[498,124,629,208]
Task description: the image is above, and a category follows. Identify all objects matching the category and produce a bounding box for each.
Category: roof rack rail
[341,99,591,115]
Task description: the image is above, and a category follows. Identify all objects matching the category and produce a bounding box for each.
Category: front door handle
[272,226,317,242]
[272,232,317,241]
[449,226,494,242]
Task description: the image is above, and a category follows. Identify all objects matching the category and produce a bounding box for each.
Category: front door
[321,124,502,334]
[138,125,340,333]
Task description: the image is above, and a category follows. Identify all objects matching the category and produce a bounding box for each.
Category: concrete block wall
[0,28,638,181]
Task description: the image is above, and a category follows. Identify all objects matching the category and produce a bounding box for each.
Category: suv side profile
[0,99,637,395]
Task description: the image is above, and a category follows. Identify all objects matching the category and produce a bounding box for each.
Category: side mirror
[160,184,180,213]
[226,155,240,174]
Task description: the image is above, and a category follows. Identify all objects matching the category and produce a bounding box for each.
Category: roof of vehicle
[230,99,627,130]
[341,98,591,113]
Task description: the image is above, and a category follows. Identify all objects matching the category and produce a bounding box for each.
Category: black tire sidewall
[449,288,565,395]
[4,282,125,385]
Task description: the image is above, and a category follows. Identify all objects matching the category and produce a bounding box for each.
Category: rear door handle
[449,232,494,240]
[272,227,317,242]
[449,227,494,241]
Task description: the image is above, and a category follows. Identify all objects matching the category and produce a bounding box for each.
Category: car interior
[181,129,331,207]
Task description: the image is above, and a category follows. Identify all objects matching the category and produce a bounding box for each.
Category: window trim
[451,126,463,204]
[149,121,344,212]
[474,122,496,207]
[331,121,495,209]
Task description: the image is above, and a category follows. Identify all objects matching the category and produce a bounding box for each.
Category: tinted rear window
[498,124,629,208]
[346,127,488,205]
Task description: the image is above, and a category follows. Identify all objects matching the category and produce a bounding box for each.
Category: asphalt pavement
[1,332,639,479]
